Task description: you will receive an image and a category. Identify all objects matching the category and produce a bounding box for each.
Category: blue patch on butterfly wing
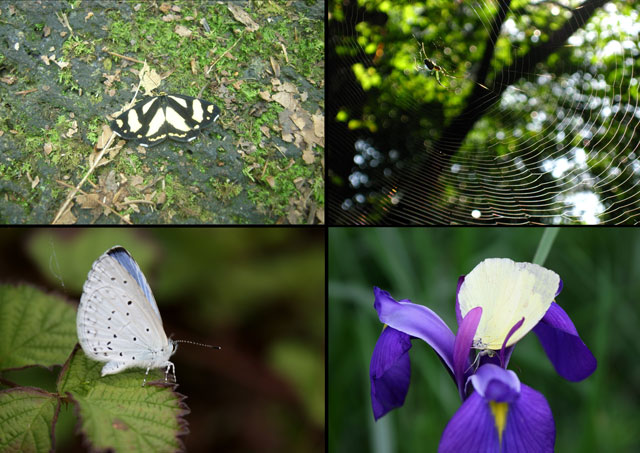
[107,247,162,319]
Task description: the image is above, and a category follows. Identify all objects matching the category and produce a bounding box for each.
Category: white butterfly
[77,246,177,384]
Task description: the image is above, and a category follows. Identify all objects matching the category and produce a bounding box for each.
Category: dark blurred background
[329,228,640,452]
[0,227,324,452]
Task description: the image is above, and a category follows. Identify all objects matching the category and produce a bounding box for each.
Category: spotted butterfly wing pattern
[77,246,176,378]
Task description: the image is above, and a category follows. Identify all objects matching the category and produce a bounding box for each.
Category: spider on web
[412,34,489,91]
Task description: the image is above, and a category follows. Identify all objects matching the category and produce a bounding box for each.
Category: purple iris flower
[369,258,597,452]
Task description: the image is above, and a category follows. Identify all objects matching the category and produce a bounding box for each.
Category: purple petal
[469,364,520,404]
[453,307,482,400]
[482,346,515,369]
[374,287,455,372]
[438,391,500,453]
[555,278,563,297]
[533,302,597,381]
[500,317,524,367]
[441,378,555,453]
[370,326,411,420]
[455,275,465,326]
[502,384,555,453]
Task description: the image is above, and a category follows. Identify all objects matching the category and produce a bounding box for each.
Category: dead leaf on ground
[56,202,77,224]
[174,24,192,37]
[77,193,102,209]
[259,90,271,101]
[227,3,259,31]
[302,146,315,164]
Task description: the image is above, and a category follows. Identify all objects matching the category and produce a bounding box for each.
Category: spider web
[328,0,640,224]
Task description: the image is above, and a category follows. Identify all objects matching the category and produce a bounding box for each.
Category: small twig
[55,180,133,224]
[205,34,244,75]
[106,51,145,65]
[16,89,38,95]
[52,133,116,224]
[55,12,73,36]
[120,199,156,206]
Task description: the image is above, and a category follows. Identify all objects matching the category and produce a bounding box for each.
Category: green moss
[211,179,243,202]
[62,35,95,61]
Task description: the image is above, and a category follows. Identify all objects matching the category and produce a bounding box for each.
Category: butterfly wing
[164,94,221,143]
[458,258,559,349]
[77,246,173,375]
[110,95,221,147]
[110,96,169,146]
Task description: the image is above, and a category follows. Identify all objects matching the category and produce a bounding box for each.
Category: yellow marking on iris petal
[489,401,508,444]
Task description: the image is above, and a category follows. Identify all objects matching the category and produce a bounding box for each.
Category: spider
[412,34,489,91]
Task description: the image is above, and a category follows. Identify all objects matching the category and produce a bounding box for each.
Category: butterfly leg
[164,362,176,383]
[142,367,151,387]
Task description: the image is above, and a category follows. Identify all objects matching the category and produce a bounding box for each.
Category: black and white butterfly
[110,94,221,147]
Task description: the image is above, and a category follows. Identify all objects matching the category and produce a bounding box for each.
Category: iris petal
[370,326,411,420]
[533,302,597,381]
[374,287,455,373]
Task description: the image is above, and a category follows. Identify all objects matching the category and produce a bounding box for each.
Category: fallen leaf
[77,193,101,209]
[291,113,306,130]
[57,202,77,224]
[175,25,192,37]
[259,90,271,101]
[227,3,259,31]
[272,92,296,109]
[162,14,179,22]
[313,114,324,138]
[302,146,315,164]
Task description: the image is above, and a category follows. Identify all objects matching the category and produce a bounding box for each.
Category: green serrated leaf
[0,285,77,370]
[0,387,58,453]
[59,346,188,453]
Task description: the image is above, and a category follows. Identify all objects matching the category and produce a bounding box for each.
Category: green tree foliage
[329,0,640,224]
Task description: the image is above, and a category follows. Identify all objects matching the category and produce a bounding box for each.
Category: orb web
[328,1,640,224]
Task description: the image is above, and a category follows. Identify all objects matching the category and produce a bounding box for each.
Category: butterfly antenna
[175,339,221,349]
